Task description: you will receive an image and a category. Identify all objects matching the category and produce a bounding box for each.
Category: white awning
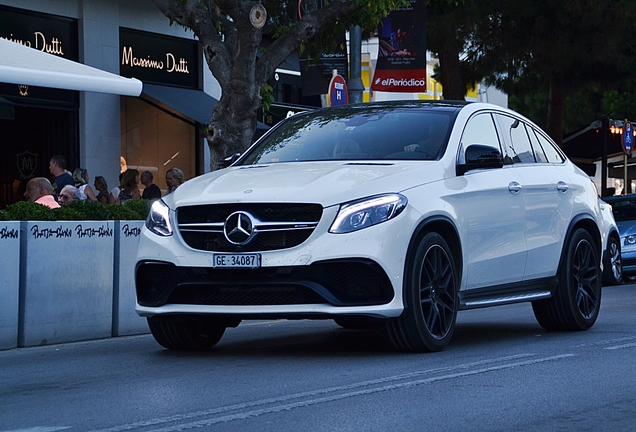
[0,38,142,96]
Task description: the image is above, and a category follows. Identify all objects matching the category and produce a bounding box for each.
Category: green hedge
[0,199,152,221]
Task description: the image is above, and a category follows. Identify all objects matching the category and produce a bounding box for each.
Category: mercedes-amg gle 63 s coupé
[136,101,605,353]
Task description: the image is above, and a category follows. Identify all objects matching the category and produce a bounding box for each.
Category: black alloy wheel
[602,235,622,286]
[532,228,602,331]
[387,232,458,352]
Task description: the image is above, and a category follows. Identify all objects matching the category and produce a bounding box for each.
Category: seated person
[23,177,61,209]
[58,185,80,206]
[333,139,362,159]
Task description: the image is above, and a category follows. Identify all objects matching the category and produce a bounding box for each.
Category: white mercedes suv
[136,101,605,353]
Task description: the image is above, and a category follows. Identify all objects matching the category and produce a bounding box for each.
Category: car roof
[297,100,471,117]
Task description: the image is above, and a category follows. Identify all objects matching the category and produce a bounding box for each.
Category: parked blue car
[603,195,636,279]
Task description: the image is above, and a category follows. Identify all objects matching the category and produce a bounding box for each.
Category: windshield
[238,105,456,165]
[609,198,636,222]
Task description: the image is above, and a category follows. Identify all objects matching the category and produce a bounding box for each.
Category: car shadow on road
[452,321,545,346]
[150,317,552,359]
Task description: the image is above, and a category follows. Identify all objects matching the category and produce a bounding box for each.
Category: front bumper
[136,258,394,311]
[621,244,636,275]
[135,205,414,319]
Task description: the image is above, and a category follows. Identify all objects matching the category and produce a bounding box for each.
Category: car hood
[616,220,636,236]
[166,161,444,208]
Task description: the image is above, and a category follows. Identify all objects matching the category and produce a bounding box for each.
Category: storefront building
[0,0,221,208]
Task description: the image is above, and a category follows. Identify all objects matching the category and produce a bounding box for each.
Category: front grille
[136,259,394,308]
[177,203,323,252]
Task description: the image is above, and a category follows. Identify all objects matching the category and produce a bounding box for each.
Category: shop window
[121,97,196,195]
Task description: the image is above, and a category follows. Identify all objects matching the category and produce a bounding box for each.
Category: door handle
[508,181,522,194]
[557,181,569,193]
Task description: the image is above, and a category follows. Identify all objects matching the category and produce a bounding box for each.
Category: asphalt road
[1,284,635,432]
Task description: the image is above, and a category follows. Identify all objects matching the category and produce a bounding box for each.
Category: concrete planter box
[20,220,115,347]
[113,220,148,336]
[0,221,20,350]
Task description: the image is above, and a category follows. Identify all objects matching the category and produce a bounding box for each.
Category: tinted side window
[494,114,536,164]
[531,128,565,163]
[527,126,549,163]
[458,113,501,164]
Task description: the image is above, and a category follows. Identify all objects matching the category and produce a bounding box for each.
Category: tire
[387,232,458,352]
[532,228,602,331]
[147,315,226,350]
[602,235,622,286]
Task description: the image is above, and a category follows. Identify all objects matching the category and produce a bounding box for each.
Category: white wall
[79,0,122,194]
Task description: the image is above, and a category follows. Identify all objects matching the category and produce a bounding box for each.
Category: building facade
[0,1,508,209]
[0,0,221,208]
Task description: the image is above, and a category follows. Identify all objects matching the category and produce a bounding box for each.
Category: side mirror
[456,144,504,176]
[217,152,241,169]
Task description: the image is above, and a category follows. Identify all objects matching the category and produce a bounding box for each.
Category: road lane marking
[1,428,72,432]
[91,353,573,432]
[573,336,636,348]
[604,342,636,350]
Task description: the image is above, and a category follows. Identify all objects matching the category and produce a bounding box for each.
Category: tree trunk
[151,0,371,171]
[437,46,465,101]
[546,72,565,147]
[206,88,261,171]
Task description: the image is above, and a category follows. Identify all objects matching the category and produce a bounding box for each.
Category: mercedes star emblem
[224,211,256,245]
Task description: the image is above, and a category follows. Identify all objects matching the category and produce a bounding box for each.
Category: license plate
[212,253,261,268]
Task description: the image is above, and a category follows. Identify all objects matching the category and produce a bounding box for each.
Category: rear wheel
[532,228,601,331]
[147,315,226,350]
[602,235,622,286]
[387,232,458,352]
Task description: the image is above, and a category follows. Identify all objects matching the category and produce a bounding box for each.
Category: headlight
[146,199,173,236]
[625,235,636,245]
[329,194,407,234]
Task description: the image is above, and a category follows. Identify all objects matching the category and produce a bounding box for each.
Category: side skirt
[458,277,558,310]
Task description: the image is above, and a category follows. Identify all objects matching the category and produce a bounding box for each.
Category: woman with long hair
[72,168,97,201]
[117,169,141,204]
[93,176,110,204]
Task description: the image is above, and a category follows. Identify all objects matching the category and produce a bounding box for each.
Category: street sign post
[622,120,633,155]
[327,71,348,107]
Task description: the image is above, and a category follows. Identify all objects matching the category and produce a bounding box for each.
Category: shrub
[106,203,143,220]
[120,199,152,220]
[2,201,56,221]
[56,199,111,220]
[1,199,152,221]
[53,206,86,221]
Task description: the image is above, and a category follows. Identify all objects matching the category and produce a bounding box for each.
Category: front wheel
[387,232,458,352]
[147,315,226,350]
[532,228,601,331]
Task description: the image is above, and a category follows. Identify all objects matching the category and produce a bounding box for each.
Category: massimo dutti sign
[0,5,78,61]
[119,28,200,89]
[0,5,78,103]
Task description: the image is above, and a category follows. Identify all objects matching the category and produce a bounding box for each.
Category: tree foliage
[152,1,636,155]
[425,0,636,144]
[425,0,479,100]
[152,0,407,170]
[462,0,636,144]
